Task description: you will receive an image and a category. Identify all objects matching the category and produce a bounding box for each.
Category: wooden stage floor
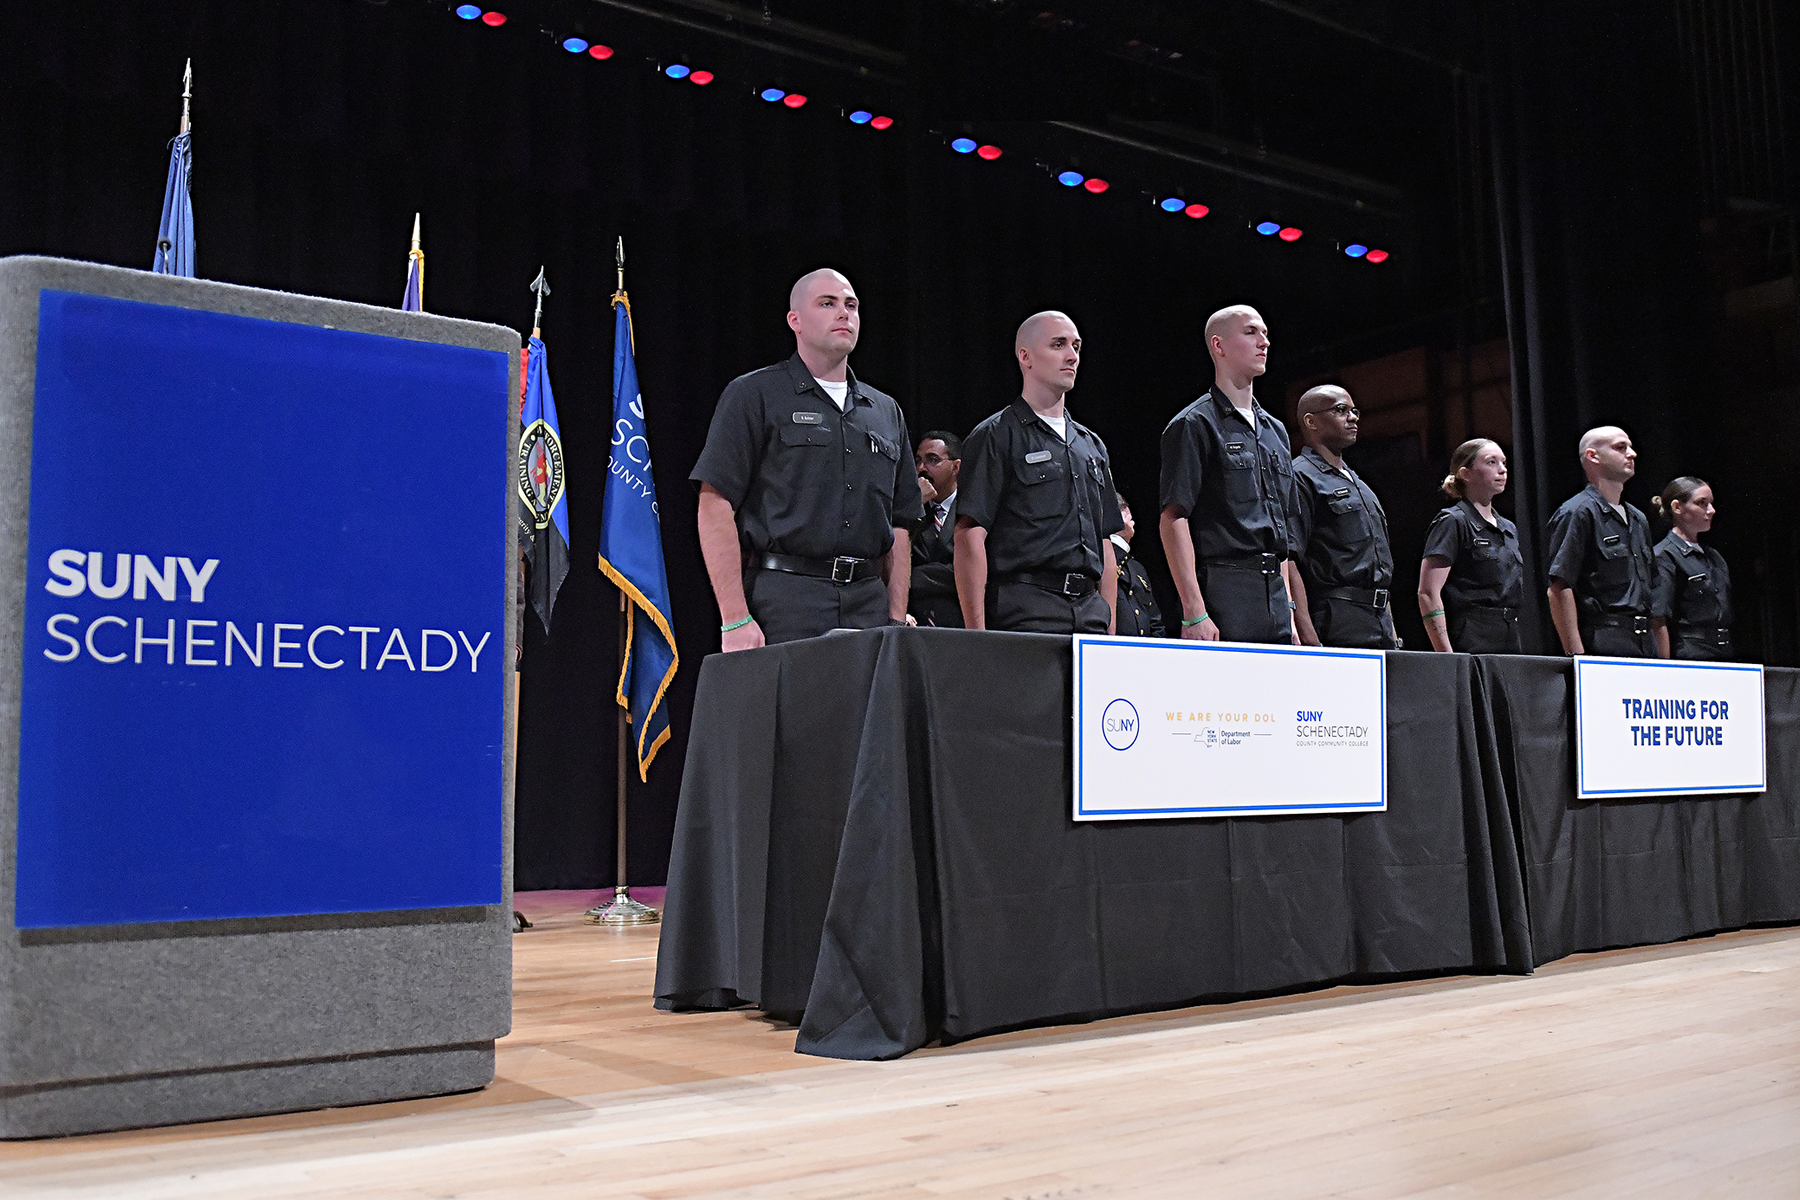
[3,892,1797,1198]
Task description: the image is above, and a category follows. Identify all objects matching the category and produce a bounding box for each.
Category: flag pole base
[586,886,660,926]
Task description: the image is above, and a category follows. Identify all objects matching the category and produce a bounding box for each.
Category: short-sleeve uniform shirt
[1159,392,1301,562]
[689,353,922,561]
[1291,447,1393,592]
[956,399,1125,579]
[1651,531,1732,630]
[1543,485,1654,616]
[1421,500,1525,610]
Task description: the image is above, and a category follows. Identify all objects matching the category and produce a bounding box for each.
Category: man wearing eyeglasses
[1288,385,1399,649]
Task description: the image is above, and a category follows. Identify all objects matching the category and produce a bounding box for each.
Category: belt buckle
[1064,573,1084,596]
[1260,553,1280,576]
[830,556,858,585]
[1372,588,1389,609]
[1632,614,1650,634]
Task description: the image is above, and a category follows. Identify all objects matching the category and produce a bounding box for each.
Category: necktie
[934,503,946,530]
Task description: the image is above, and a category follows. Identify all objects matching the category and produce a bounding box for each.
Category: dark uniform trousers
[744,570,890,645]
[1202,561,1293,644]
[1581,620,1656,658]
[1310,597,1396,650]
[986,581,1110,634]
[1449,607,1524,655]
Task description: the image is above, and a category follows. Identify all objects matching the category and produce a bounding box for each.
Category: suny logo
[1102,698,1139,751]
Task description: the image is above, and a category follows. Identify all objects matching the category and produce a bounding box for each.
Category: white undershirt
[814,377,849,411]
[1042,414,1069,440]
[1234,404,1257,430]
[1609,502,1627,523]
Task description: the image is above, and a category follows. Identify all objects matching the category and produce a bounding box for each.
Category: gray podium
[0,257,518,1137]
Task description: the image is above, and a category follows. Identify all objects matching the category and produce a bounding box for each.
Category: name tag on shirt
[1331,487,1351,498]
[1688,573,1708,583]
[1226,442,1245,452]
[791,411,824,425]
[1602,534,1621,546]
[1025,450,1054,464]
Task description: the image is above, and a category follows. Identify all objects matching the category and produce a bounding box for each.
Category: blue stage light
[1344,244,1368,258]
[562,37,588,53]
[1059,171,1084,187]
[849,110,872,124]
[665,64,691,79]
[1256,221,1281,236]
[1160,198,1185,213]
[455,5,482,18]
[761,88,785,102]
[951,138,977,154]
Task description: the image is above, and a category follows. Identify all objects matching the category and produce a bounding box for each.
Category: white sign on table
[1573,657,1766,799]
[1072,636,1387,821]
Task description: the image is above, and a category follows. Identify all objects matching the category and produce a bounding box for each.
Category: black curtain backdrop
[13,1,1764,887]
[1488,0,1798,659]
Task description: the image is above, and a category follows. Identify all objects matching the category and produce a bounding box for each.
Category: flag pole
[589,236,659,928]
[180,58,192,134]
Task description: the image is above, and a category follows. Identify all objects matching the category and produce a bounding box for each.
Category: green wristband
[1180,612,1209,627]
[1423,607,1445,620]
[721,615,754,633]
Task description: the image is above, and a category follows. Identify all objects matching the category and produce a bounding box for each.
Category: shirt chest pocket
[779,423,834,449]
[1015,452,1067,515]
[1469,536,1500,563]
[1222,440,1259,498]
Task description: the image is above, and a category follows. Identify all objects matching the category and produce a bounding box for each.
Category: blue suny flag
[152,130,195,278]
[518,336,571,632]
[598,295,678,780]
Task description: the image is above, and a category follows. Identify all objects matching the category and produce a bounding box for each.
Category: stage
[0,890,1793,1197]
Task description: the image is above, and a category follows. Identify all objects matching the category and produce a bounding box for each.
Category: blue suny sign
[15,291,511,928]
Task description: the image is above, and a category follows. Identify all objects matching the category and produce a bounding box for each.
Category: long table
[1480,656,1800,965]
[655,628,1534,1059]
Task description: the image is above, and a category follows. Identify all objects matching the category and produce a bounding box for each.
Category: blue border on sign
[1072,636,1387,818]
[1574,656,1767,798]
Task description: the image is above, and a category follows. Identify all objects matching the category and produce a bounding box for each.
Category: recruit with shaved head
[690,269,921,649]
[953,311,1123,634]
[1157,305,1305,645]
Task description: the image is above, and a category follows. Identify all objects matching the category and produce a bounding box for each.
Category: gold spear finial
[615,236,626,294]
[410,212,422,256]
[529,267,550,339]
[180,59,192,135]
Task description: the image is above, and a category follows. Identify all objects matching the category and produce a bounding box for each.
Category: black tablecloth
[1477,656,1800,965]
[655,628,1533,1059]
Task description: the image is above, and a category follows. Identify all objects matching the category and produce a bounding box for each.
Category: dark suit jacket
[910,491,964,628]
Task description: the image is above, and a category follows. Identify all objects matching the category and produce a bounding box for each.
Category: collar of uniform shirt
[784,351,864,406]
[1012,395,1079,438]
[1210,389,1262,427]
[1109,533,1131,555]
[1300,444,1353,477]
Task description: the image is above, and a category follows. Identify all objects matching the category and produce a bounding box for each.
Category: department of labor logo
[517,419,565,530]
[1102,698,1139,751]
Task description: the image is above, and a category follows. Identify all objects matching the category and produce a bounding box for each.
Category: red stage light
[588,44,613,59]
[783,93,807,108]
[480,10,506,26]
[689,70,714,85]
[1365,249,1390,263]
[870,116,894,130]
[977,144,1002,160]
[1277,226,1302,241]
[1185,203,1209,219]
[1083,178,1109,193]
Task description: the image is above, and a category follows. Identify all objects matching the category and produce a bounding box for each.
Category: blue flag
[598,295,678,780]
[152,131,195,278]
[518,336,571,632]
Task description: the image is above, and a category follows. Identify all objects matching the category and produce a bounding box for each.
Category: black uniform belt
[1461,604,1521,620]
[1209,553,1284,576]
[997,571,1099,597]
[1585,611,1650,634]
[1678,626,1732,643]
[753,552,880,584]
[1316,585,1391,610]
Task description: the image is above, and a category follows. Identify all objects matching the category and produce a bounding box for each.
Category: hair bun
[1441,473,1462,499]
[1649,495,1667,517]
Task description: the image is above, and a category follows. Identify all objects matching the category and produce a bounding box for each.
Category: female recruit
[1649,477,1732,659]
[1417,439,1526,654]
